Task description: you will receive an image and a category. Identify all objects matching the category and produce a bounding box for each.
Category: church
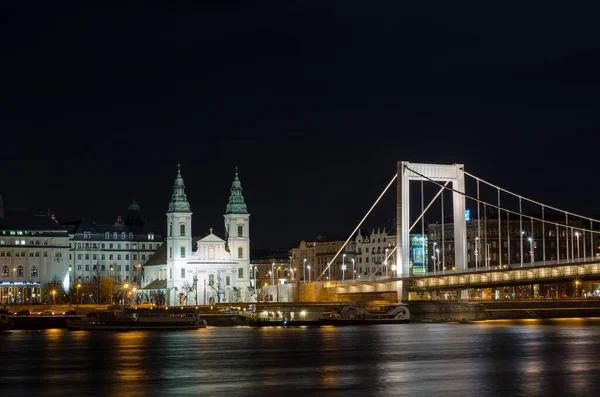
[141,165,251,305]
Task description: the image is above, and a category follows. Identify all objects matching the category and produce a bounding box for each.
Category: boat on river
[317,303,410,325]
[67,308,207,330]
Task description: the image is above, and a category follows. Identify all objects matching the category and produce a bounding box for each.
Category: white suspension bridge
[312,161,600,301]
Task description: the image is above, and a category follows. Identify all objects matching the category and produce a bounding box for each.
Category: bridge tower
[397,161,467,301]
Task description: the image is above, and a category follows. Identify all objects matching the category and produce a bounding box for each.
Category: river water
[2,319,600,397]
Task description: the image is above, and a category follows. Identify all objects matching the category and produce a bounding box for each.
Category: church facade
[142,165,251,305]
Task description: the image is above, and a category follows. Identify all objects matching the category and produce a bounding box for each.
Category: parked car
[16,309,31,316]
[40,310,54,316]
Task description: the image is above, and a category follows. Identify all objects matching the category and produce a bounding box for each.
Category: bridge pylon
[396,161,467,301]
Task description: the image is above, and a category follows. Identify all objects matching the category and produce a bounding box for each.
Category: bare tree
[42,276,65,304]
[180,281,192,305]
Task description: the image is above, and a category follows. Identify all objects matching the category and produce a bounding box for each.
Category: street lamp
[123,283,129,306]
[303,259,307,283]
[76,283,81,305]
[343,254,346,280]
[528,237,534,264]
[575,232,580,260]
[327,262,330,281]
[341,263,347,280]
[384,249,389,276]
[51,289,56,305]
[432,242,437,272]
[136,264,142,284]
[253,266,258,296]
[521,231,525,267]
[268,270,273,286]
[486,243,491,268]
[436,249,440,272]
[271,263,275,285]
[307,265,311,283]
[109,266,114,304]
[132,287,137,305]
[351,258,355,280]
[474,237,479,269]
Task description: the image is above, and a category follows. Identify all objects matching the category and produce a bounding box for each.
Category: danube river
[2,319,600,396]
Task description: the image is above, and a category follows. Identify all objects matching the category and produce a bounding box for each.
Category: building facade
[291,236,356,282]
[63,201,164,287]
[142,165,251,304]
[0,207,70,304]
[354,228,397,279]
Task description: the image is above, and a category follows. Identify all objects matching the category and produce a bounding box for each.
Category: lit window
[148,233,154,240]
[17,265,24,277]
[84,231,91,239]
[31,266,38,277]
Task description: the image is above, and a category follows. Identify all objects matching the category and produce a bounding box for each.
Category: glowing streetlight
[342,253,346,280]
[474,237,479,269]
[271,263,275,285]
[307,265,311,283]
[76,283,82,305]
[575,232,580,260]
[123,283,129,306]
[528,237,534,264]
[51,289,57,305]
[303,258,307,283]
[351,258,355,280]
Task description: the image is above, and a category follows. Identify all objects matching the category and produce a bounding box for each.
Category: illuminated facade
[0,204,70,304]
[142,165,251,304]
[63,202,164,287]
[355,228,396,278]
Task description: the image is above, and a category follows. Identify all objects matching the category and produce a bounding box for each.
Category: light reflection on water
[3,319,600,396]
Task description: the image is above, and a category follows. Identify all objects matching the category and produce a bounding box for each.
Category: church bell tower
[166,164,192,303]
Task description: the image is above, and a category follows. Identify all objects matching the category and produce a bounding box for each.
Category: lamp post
[271,263,275,285]
[76,283,81,305]
[343,254,346,280]
[51,289,56,305]
[123,283,129,306]
[136,264,142,284]
[521,231,525,267]
[268,271,273,286]
[486,243,491,268]
[432,243,437,272]
[307,265,311,283]
[341,263,347,280]
[351,258,355,281]
[132,287,137,305]
[384,249,388,276]
[327,262,330,281]
[109,265,114,304]
[528,237,534,264]
[303,259,307,283]
[575,232,580,260]
[475,237,479,269]
[253,266,258,300]
[436,249,440,272]
[391,264,397,277]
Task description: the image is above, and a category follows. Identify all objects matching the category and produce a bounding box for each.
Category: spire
[225,166,248,214]
[167,163,191,213]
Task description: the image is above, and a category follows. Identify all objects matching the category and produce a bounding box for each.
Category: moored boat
[67,308,207,330]
[317,303,410,325]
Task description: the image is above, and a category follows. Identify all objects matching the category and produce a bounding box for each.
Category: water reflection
[4,321,600,396]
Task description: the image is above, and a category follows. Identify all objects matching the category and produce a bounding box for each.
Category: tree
[180,281,192,305]
[208,273,225,303]
[42,276,65,304]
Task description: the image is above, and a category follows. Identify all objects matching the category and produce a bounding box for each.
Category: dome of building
[128,200,141,212]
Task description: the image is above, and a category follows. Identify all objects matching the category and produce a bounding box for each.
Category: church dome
[128,200,141,212]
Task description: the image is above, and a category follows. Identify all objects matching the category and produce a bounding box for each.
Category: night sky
[1,3,599,249]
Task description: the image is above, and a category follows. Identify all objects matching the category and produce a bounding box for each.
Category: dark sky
[1,2,599,249]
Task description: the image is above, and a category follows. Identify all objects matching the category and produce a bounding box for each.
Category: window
[181,268,185,278]
[77,264,82,271]
[105,232,110,239]
[1,266,8,277]
[209,274,215,286]
[181,246,185,258]
[85,264,89,271]
[109,243,113,249]
[148,233,154,240]
[237,225,243,237]
[121,232,126,240]
[109,255,113,260]
[238,268,243,279]
[133,254,137,260]
[125,265,129,271]
[238,247,243,259]
[93,265,97,271]
[43,252,47,257]
[118,244,121,249]
[17,265,24,277]
[101,243,105,249]
[85,254,89,260]
[169,223,173,237]
[148,244,152,250]
[101,254,105,260]
[125,244,129,249]
[117,265,121,271]
[180,224,186,236]
[129,232,133,240]
[117,255,121,260]
[15,240,20,246]
[31,266,38,277]
[142,244,146,249]
[93,254,97,260]
[169,247,172,259]
[29,251,33,257]
[84,231,91,239]
[125,254,129,260]
[35,252,39,257]
[142,255,146,260]
[101,265,106,271]
[226,275,231,286]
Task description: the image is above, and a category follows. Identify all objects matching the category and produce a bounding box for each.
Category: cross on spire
[209,227,213,234]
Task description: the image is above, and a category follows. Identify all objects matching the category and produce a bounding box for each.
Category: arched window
[238,247,243,259]
[17,265,24,277]
[180,224,186,237]
[1,265,8,277]
[169,223,173,237]
[121,232,126,240]
[237,225,243,237]
[105,232,110,239]
[180,246,185,258]
[31,265,38,277]
[209,274,215,286]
